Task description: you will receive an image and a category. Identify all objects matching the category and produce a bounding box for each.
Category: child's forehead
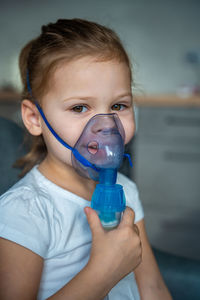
[43,56,132,101]
[52,56,129,80]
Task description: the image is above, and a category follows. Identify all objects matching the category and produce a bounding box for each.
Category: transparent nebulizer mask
[72,113,129,229]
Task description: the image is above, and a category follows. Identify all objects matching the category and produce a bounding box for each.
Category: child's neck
[38,157,97,201]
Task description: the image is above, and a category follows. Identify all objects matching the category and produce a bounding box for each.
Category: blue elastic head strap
[26,70,132,171]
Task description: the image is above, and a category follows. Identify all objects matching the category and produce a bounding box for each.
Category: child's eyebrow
[115,92,133,99]
[63,96,97,102]
[63,93,132,102]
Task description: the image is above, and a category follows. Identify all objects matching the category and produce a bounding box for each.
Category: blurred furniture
[0,116,26,195]
[0,115,200,300]
[133,94,200,261]
[134,93,200,107]
[134,105,200,260]
[153,248,200,300]
[0,91,21,125]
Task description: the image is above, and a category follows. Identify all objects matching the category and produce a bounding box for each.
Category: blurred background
[0,0,200,261]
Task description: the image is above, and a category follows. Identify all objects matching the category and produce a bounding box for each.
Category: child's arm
[0,207,141,300]
[0,237,44,300]
[134,220,172,300]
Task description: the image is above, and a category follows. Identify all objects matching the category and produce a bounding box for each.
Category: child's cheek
[43,132,72,165]
[124,118,135,145]
[54,143,71,163]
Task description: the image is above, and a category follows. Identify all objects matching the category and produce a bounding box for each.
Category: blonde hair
[16,18,133,176]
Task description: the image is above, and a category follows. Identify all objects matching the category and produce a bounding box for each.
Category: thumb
[84,207,104,236]
[118,206,135,228]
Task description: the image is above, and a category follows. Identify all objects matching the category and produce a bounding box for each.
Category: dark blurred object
[0,86,21,103]
[153,248,200,300]
[0,83,17,93]
[0,117,26,195]
[185,51,200,65]
[184,50,200,94]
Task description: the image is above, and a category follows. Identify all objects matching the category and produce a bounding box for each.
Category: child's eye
[111,104,126,111]
[72,105,88,113]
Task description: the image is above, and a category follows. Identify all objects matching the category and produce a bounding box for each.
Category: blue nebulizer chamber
[91,169,126,229]
[72,113,128,229]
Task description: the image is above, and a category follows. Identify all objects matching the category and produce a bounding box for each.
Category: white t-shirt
[0,166,144,300]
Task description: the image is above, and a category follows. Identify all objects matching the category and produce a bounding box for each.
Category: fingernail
[84,207,90,215]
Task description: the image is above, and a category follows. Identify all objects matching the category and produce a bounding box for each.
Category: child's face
[40,56,135,170]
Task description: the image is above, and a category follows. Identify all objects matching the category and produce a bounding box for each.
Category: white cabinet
[133,106,200,260]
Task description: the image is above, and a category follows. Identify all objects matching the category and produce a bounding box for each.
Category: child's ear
[21,99,42,136]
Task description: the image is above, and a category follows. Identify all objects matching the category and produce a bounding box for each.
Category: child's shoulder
[117,172,138,193]
[117,172,144,223]
[0,166,53,257]
[0,166,52,218]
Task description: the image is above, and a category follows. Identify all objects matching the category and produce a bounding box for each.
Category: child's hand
[84,206,142,289]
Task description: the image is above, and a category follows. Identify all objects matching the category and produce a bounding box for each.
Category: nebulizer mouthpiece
[72,114,127,229]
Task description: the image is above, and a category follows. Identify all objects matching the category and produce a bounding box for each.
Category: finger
[84,207,104,236]
[133,224,140,235]
[119,206,135,228]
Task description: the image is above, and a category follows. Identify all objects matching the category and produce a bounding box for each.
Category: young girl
[0,19,172,300]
